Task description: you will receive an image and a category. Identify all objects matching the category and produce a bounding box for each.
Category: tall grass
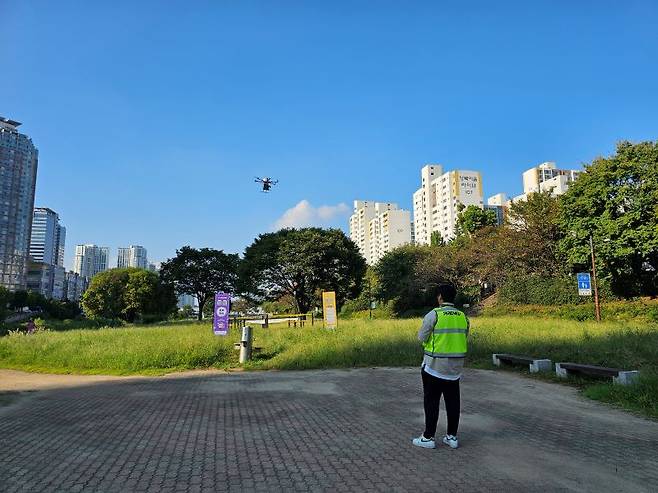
[1,315,656,416]
[0,324,238,375]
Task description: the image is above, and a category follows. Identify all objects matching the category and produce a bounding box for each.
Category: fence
[230,313,314,329]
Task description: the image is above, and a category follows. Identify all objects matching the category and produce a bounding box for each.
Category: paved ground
[1,368,657,492]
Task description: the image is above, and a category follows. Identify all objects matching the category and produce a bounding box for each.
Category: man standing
[412,283,468,450]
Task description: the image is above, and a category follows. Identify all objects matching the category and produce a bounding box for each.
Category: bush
[483,299,658,323]
[498,275,617,305]
[341,300,396,319]
[82,268,177,322]
[340,297,371,315]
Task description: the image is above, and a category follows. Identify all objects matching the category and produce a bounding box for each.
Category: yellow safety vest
[423,306,468,358]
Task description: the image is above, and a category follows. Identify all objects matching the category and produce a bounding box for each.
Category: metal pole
[589,234,601,322]
[239,326,253,363]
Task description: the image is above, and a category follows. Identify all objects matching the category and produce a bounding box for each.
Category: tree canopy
[241,228,366,313]
[455,205,497,236]
[82,268,176,322]
[159,246,240,321]
[559,141,658,296]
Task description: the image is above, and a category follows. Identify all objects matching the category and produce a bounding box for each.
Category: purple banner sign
[213,292,231,336]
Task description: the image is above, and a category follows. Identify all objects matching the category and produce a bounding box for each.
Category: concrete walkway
[1,368,657,492]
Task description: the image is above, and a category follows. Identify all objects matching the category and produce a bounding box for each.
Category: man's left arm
[418,311,436,343]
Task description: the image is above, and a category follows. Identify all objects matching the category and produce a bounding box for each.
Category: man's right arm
[417,310,436,343]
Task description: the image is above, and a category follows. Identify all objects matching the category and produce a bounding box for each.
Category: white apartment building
[349,201,394,260]
[522,161,581,195]
[117,245,148,269]
[349,201,412,265]
[487,193,507,207]
[506,162,582,203]
[74,244,109,279]
[27,207,67,299]
[413,165,484,245]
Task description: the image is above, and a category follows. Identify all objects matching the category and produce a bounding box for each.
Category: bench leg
[492,354,502,367]
[555,363,569,379]
[613,371,639,386]
[529,359,552,373]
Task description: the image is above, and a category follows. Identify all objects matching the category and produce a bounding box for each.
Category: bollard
[239,325,253,363]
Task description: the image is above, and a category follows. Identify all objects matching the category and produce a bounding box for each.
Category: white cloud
[274,200,350,229]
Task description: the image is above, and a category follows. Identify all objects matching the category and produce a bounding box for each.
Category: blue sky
[2,1,657,269]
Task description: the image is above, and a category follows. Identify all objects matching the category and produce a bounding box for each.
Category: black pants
[421,368,460,438]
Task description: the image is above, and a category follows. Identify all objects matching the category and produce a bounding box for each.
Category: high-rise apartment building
[368,206,413,265]
[523,161,581,195]
[486,193,507,207]
[349,201,412,265]
[413,165,484,245]
[0,117,38,291]
[27,261,66,300]
[64,271,89,301]
[117,245,148,269]
[349,201,395,260]
[485,193,508,226]
[507,162,582,203]
[27,208,67,299]
[30,208,66,266]
[74,244,109,279]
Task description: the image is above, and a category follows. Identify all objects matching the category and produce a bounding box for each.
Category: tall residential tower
[30,208,66,266]
[117,245,148,269]
[0,117,38,291]
[349,201,412,265]
[27,207,67,299]
[412,164,484,245]
[74,244,109,279]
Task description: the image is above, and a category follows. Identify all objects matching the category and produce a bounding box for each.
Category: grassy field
[0,316,656,417]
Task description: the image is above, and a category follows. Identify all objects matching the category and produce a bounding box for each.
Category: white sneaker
[442,434,459,449]
[412,435,436,449]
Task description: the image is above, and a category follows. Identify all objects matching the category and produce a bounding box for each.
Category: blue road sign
[577,273,592,296]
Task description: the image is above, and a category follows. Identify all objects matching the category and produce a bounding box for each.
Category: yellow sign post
[322,291,338,329]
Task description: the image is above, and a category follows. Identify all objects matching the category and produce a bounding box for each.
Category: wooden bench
[555,363,639,385]
[492,353,552,373]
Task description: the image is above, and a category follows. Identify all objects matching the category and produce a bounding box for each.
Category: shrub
[82,268,177,322]
[498,275,617,305]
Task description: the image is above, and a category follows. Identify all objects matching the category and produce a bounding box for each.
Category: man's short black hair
[435,283,457,303]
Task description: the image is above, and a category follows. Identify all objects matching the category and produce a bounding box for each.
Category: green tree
[341,267,381,313]
[507,191,564,277]
[178,305,196,319]
[82,268,176,322]
[0,286,11,320]
[159,246,240,321]
[455,205,498,236]
[46,300,82,320]
[26,291,49,311]
[241,228,366,313]
[375,245,434,313]
[430,231,444,246]
[559,141,658,296]
[9,290,29,310]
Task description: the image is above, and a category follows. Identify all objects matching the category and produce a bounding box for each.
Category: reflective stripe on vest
[422,307,468,358]
[424,351,467,358]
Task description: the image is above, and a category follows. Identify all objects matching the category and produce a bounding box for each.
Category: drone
[254,177,278,192]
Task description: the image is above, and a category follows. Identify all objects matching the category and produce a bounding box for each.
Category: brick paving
[1,368,657,492]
